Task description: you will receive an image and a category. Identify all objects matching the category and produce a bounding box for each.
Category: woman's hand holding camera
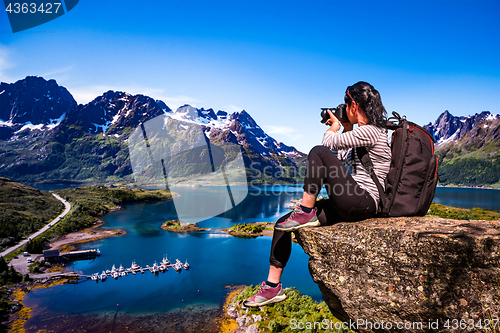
[326,110,352,133]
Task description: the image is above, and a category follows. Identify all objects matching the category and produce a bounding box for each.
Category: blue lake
[23,185,499,331]
[433,186,500,211]
[24,185,319,331]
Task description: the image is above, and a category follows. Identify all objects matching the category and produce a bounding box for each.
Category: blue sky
[1,0,499,153]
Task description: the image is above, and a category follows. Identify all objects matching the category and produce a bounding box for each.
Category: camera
[320,104,349,124]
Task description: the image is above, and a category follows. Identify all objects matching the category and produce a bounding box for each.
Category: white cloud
[69,85,115,104]
[224,105,244,112]
[266,125,295,136]
[159,95,202,110]
[0,47,16,83]
[265,125,305,141]
[39,66,74,81]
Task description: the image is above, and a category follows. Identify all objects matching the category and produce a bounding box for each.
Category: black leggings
[269,145,377,268]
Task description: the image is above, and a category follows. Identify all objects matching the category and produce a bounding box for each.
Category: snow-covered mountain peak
[166,105,232,129]
[163,105,304,157]
[424,110,500,148]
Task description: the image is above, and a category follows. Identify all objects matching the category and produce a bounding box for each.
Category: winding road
[0,192,71,257]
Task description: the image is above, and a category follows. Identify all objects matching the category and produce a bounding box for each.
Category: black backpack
[357,112,439,217]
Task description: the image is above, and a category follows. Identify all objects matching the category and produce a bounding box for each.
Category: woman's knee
[308,145,330,158]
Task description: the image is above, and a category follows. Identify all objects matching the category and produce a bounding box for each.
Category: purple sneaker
[274,206,319,231]
[243,282,287,307]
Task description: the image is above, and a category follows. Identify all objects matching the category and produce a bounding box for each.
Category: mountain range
[1,76,499,188]
[0,76,306,184]
[423,110,500,187]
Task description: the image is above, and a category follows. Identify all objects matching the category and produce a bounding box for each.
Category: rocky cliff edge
[294,217,500,333]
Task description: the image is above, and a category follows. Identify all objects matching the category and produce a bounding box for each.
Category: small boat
[112,271,119,279]
[183,260,190,270]
[176,259,183,271]
[173,260,182,272]
[91,274,98,281]
[96,248,101,256]
[118,264,124,272]
[131,261,140,270]
[119,271,126,277]
[162,256,171,266]
[152,262,160,274]
[111,265,117,273]
[100,272,107,281]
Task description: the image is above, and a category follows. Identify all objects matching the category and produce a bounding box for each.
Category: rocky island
[160,220,208,232]
[222,222,274,238]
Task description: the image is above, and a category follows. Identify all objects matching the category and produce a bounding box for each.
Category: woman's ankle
[299,205,313,213]
[265,280,279,288]
[301,191,317,208]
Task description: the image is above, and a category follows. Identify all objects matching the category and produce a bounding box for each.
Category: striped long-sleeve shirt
[322,125,391,209]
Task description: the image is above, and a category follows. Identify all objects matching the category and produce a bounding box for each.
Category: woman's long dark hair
[344,81,387,128]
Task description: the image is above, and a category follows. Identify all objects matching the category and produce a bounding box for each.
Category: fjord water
[23,185,322,329]
[432,186,500,211]
[23,185,500,331]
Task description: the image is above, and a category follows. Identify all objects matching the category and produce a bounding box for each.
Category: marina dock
[43,249,100,263]
[42,249,189,283]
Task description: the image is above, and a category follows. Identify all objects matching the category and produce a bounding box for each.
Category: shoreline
[437,184,500,190]
[47,219,126,253]
[217,285,246,333]
[6,208,129,332]
[22,303,225,333]
[8,278,70,332]
[7,193,288,332]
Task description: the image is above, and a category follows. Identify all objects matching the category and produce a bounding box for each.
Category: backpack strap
[356,146,386,212]
[388,111,402,124]
[385,111,403,130]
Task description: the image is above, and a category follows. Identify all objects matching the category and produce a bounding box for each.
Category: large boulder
[294,217,500,333]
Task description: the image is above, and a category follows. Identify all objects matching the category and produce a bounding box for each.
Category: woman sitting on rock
[244,81,392,307]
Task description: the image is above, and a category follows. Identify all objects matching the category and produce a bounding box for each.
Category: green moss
[232,285,354,332]
[229,223,265,234]
[425,202,500,220]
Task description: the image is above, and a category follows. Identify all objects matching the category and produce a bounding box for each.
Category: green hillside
[46,186,173,238]
[0,177,63,251]
[0,178,175,253]
[437,118,500,188]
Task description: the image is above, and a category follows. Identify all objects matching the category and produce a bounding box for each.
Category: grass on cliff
[425,202,500,220]
[232,285,354,333]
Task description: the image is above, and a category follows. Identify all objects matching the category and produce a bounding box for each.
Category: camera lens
[320,109,330,123]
